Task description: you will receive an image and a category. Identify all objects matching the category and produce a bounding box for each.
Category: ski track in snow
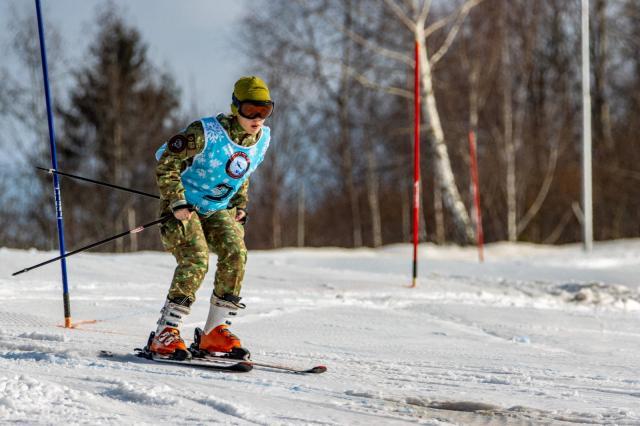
[0,242,639,424]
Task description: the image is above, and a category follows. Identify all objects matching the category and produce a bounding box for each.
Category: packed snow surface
[1,240,639,425]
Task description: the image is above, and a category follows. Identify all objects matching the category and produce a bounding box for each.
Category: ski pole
[12,214,172,276]
[36,167,160,200]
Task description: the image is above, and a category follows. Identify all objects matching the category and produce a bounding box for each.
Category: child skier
[150,76,274,360]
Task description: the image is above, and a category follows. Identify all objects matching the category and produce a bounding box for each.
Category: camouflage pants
[160,208,246,305]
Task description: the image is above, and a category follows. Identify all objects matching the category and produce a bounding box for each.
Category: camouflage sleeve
[229,179,249,210]
[156,121,205,210]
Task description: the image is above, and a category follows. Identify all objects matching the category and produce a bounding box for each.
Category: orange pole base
[59,319,98,329]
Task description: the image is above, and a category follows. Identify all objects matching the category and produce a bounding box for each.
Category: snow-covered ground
[1,240,639,425]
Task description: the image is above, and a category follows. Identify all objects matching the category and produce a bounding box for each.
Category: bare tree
[331,0,483,243]
[500,0,517,242]
[337,0,363,247]
[234,0,640,248]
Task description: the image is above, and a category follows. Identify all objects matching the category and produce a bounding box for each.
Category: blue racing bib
[156,116,270,215]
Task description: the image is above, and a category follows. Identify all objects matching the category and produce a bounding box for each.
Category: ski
[134,348,253,372]
[100,328,327,375]
[99,349,253,372]
[197,353,327,374]
[101,349,325,374]
[190,327,327,374]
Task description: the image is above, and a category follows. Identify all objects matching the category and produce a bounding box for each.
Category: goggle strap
[232,93,273,108]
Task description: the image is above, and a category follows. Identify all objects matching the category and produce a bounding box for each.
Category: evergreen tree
[0,5,65,249]
[58,7,180,251]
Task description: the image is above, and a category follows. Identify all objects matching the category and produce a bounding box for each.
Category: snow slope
[1,241,639,425]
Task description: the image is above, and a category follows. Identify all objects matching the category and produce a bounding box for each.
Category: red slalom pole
[411,40,421,288]
[468,130,484,262]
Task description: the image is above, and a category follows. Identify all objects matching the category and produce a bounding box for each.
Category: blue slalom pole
[35,0,72,328]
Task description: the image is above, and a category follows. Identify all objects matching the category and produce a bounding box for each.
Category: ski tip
[307,365,327,374]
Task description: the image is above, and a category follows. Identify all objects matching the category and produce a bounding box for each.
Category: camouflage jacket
[156,113,259,213]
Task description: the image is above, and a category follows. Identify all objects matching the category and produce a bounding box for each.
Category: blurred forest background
[0,0,638,252]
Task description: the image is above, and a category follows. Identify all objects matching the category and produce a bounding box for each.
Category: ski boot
[191,294,250,360]
[147,299,191,360]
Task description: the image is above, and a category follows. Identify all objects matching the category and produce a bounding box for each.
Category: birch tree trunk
[501,3,517,242]
[416,27,475,243]
[128,208,137,252]
[364,136,383,247]
[407,89,427,243]
[594,0,614,149]
[339,0,363,247]
[401,173,410,242]
[343,140,363,247]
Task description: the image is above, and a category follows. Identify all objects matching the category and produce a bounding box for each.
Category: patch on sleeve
[187,134,196,150]
[168,135,187,153]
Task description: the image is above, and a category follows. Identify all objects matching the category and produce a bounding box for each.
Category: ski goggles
[232,94,274,119]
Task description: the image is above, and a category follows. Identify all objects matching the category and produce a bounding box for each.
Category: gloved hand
[172,204,194,221]
[235,208,248,224]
